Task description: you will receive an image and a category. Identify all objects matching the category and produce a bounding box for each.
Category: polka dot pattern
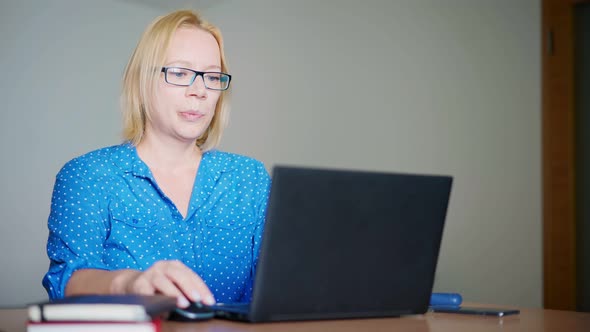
[42,143,271,303]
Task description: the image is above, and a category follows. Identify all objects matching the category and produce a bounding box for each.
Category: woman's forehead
[165,27,221,69]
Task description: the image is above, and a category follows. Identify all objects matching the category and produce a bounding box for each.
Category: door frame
[542,0,590,310]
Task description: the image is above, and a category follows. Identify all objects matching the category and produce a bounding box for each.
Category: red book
[27,319,162,332]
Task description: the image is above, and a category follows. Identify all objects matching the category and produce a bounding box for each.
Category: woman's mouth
[179,110,205,122]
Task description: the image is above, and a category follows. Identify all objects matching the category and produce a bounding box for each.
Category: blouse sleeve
[42,163,110,299]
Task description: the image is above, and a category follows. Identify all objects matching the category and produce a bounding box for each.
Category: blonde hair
[121,10,230,151]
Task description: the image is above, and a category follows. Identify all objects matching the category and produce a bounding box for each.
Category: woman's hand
[112,260,215,307]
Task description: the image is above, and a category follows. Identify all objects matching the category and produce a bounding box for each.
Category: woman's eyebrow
[203,65,222,71]
[165,61,221,71]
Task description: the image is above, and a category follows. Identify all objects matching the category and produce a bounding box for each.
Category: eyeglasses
[161,67,231,91]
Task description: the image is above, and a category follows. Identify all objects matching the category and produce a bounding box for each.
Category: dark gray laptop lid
[247,166,452,322]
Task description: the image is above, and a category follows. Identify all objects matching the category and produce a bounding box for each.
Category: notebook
[27,295,175,332]
[213,165,453,322]
[27,295,176,322]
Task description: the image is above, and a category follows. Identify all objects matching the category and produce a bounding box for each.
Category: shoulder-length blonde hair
[121,10,230,152]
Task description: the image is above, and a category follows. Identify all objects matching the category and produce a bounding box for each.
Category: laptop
[213,165,453,322]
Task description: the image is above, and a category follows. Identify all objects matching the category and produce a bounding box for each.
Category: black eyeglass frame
[160,67,232,91]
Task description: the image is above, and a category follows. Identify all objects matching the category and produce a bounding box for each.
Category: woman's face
[147,27,222,145]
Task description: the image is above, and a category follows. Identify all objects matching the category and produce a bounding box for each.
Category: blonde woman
[43,10,270,308]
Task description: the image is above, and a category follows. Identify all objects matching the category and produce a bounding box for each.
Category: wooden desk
[1,306,589,332]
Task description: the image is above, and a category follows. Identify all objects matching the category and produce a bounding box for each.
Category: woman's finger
[162,261,216,305]
[149,273,190,308]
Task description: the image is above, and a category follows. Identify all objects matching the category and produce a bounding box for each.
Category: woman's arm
[66,261,215,306]
[65,269,138,295]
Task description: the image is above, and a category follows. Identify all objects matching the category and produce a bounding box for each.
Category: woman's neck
[136,133,202,172]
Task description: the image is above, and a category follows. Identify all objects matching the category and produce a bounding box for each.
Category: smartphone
[430,306,520,317]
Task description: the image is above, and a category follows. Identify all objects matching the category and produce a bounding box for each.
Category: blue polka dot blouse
[42,143,271,303]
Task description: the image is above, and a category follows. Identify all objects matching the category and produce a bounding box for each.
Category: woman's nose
[186,75,207,98]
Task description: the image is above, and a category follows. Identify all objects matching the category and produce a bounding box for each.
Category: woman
[42,10,270,308]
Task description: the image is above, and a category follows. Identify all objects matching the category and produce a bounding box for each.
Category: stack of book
[26,294,177,332]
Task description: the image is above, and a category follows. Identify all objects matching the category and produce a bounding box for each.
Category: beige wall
[0,0,541,307]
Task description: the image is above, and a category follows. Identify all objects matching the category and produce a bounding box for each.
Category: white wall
[206,0,542,307]
[0,0,541,307]
[0,0,163,306]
